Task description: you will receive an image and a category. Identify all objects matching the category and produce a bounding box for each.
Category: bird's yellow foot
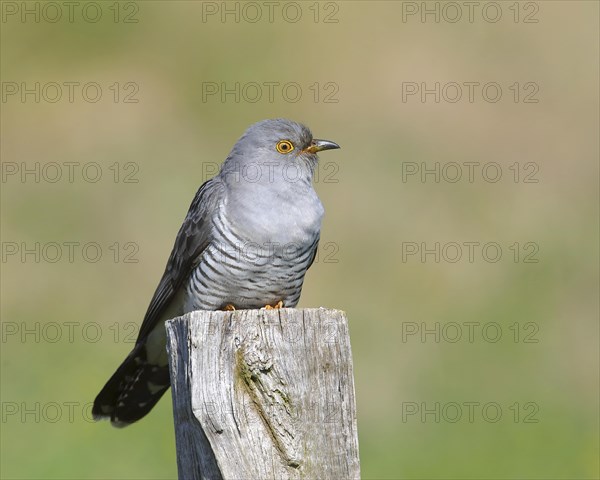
[223,304,236,311]
[263,301,284,310]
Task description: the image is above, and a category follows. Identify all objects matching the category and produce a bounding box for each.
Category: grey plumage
[93,119,340,426]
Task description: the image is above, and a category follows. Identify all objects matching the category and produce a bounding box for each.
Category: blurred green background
[1,1,598,478]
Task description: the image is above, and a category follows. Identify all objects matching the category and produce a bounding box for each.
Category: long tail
[92,342,171,427]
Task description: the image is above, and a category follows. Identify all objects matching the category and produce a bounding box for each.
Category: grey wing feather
[306,235,320,271]
[135,177,224,341]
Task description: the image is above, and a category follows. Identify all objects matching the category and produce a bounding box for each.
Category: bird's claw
[263,301,283,310]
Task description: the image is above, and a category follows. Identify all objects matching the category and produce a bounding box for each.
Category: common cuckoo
[92,119,340,426]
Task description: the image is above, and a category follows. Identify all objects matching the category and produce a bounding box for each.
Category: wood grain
[166,308,360,480]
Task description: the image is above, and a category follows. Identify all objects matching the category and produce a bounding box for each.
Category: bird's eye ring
[276,140,294,154]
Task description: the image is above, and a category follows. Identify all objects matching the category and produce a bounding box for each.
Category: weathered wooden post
[165,307,360,480]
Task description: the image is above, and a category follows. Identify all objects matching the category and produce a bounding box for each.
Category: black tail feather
[93,343,170,427]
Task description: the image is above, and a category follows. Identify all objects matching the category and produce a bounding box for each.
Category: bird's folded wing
[135,177,224,342]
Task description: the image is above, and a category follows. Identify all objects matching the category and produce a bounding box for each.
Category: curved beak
[304,139,340,154]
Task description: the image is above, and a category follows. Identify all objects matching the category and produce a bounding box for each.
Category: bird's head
[220,118,340,186]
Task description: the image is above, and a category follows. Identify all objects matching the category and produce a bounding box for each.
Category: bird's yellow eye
[276,140,294,154]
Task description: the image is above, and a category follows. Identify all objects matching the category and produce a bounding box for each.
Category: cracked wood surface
[166,308,360,480]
